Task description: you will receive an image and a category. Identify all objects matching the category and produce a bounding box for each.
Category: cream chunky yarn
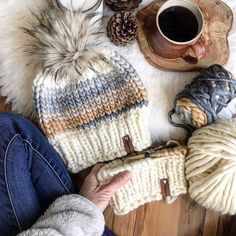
[98,145,187,215]
[186,120,236,215]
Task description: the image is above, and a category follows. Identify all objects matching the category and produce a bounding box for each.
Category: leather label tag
[122,135,135,154]
[160,178,171,198]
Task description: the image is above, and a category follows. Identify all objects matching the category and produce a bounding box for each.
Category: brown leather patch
[122,135,135,154]
[160,179,171,198]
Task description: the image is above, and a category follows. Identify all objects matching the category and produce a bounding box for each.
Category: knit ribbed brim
[98,146,187,215]
[48,107,151,172]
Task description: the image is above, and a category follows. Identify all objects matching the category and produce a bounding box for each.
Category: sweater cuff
[27,194,105,236]
[76,194,104,218]
[51,194,105,224]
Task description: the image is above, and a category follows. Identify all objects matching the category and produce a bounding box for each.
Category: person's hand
[79,164,132,212]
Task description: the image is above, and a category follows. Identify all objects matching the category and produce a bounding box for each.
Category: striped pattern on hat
[33,48,151,172]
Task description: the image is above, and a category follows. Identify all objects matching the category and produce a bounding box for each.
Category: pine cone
[107,11,138,46]
[105,0,142,11]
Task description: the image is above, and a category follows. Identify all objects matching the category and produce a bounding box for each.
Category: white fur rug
[0,0,235,143]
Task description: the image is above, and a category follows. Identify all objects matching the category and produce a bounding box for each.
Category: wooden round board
[136,0,233,71]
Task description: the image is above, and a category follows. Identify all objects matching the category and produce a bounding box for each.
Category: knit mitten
[98,144,187,215]
[24,1,151,173]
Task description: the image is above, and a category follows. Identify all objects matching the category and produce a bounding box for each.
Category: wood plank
[216,214,236,236]
[203,211,219,236]
[104,193,236,236]
[104,194,222,236]
[140,199,181,236]
[0,97,11,112]
[177,195,206,236]
[104,206,137,236]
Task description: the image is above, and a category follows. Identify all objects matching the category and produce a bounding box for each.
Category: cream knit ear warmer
[98,144,187,215]
[23,1,151,173]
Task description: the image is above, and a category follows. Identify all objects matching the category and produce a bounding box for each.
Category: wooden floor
[104,195,236,236]
[0,97,236,236]
[0,96,11,112]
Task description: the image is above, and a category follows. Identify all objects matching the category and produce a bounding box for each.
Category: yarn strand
[168,108,194,134]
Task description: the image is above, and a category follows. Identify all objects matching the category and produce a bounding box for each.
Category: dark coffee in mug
[152,0,206,63]
[158,6,199,42]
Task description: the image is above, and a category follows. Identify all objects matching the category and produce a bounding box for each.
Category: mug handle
[182,37,206,64]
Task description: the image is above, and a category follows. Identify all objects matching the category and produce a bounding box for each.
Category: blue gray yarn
[34,71,134,115]
[169,64,236,133]
[80,100,148,130]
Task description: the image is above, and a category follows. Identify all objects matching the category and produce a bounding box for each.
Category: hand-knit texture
[186,120,236,215]
[169,65,236,133]
[25,1,151,173]
[98,145,187,215]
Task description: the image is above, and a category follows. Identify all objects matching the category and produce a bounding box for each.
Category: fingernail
[122,171,132,179]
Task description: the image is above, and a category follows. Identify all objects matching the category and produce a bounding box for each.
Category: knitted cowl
[25,0,151,173]
[98,144,187,215]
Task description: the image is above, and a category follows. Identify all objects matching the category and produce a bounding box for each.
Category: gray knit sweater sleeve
[18,194,105,236]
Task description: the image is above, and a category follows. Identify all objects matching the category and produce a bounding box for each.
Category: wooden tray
[136,0,233,71]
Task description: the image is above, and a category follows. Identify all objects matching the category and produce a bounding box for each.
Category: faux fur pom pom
[0,0,104,117]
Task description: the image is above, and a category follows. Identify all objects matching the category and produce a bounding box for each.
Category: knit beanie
[98,143,187,215]
[25,1,151,173]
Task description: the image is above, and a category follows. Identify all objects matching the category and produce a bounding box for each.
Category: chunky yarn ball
[186,120,236,215]
[169,64,236,132]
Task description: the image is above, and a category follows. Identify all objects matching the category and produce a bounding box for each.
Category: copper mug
[150,0,206,64]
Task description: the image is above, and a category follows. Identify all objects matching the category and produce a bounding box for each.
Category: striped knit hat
[26,1,151,173]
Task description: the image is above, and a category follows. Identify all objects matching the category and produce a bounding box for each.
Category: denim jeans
[0,112,114,236]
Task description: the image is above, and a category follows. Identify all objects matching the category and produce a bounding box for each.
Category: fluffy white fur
[0,0,47,117]
[0,0,104,117]
[22,1,106,76]
[0,0,236,143]
[18,194,105,235]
